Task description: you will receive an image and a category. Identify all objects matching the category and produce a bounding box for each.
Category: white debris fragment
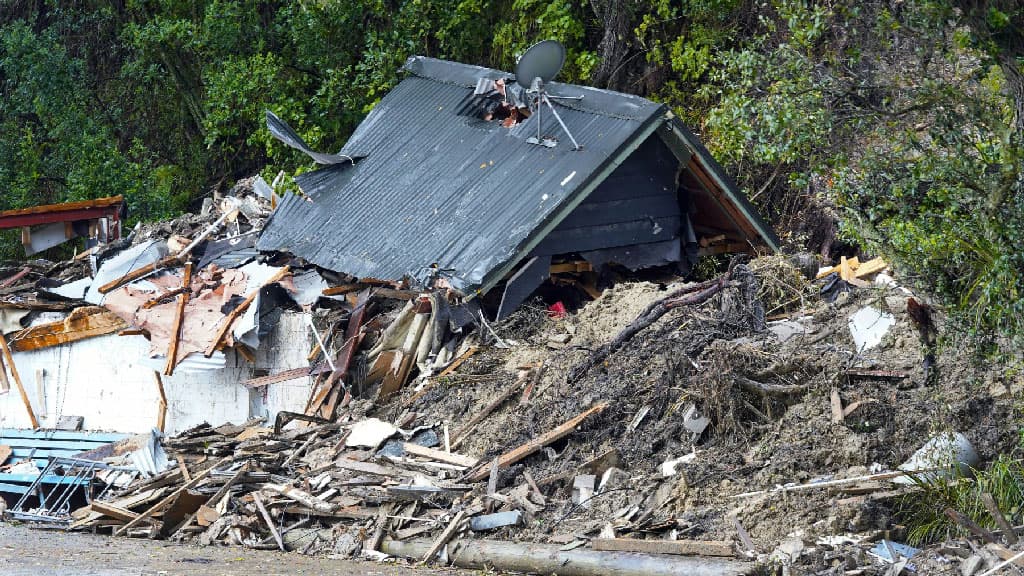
[895,431,979,484]
[848,306,896,351]
[345,418,399,449]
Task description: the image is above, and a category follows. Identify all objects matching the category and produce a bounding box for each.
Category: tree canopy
[2,0,1021,341]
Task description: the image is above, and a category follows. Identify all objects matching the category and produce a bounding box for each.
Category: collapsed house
[258,56,778,317]
[0,55,776,510]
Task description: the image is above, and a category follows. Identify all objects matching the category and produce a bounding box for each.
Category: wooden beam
[89,501,141,523]
[253,492,285,552]
[401,443,478,468]
[592,538,734,557]
[420,509,467,564]
[465,403,608,482]
[243,367,310,389]
[98,254,181,294]
[981,493,1018,545]
[204,266,290,357]
[0,334,39,428]
[164,262,193,376]
[153,372,167,433]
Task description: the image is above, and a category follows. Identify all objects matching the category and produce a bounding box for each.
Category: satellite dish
[515,40,566,89]
[514,40,583,151]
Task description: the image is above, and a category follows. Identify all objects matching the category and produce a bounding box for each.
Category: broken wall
[0,312,313,435]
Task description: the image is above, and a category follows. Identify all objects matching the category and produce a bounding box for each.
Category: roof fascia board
[475,109,669,297]
[664,115,780,252]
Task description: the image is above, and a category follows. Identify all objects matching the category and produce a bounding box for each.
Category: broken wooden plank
[981,493,1018,545]
[466,402,609,482]
[89,501,141,523]
[437,346,480,378]
[852,257,888,279]
[308,289,369,418]
[264,483,339,515]
[843,369,909,381]
[253,492,285,552]
[365,504,393,553]
[0,349,9,394]
[204,266,290,357]
[944,507,998,545]
[114,456,232,536]
[154,372,167,433]
[141,286,189,309]
[164,262,193,376]
[420,509,467,564]
[8,306,128,352]
[0,333,39,428]
[98,254,182,294]
[830,386,844,424]
[401,443,478,468]
[592,537,734,557]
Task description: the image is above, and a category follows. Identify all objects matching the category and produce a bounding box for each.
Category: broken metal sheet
[73,429,170,477]
[85,240,167,305]
[197,233,258,270]
[895,432,979,484]
[848,306,896,351]
[231,262,286,347]
[39,277,92,301]
[7,306,128,352]
[23,221,78,256]
[289,270,331,307]
[265,110,366,165]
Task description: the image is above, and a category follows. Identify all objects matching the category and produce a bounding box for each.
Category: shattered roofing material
[258,57,666,291]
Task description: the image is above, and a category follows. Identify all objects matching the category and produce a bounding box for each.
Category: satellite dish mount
[516,40,583,151]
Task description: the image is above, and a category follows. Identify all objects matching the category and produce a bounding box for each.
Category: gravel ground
[0,523,470,576]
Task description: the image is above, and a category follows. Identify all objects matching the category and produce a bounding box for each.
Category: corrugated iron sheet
[258,57,665,291]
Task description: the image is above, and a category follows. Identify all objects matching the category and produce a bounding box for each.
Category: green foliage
[899,456,1024,545]
[2,0,1023,348]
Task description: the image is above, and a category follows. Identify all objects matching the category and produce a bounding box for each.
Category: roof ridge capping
[402,55,662,121]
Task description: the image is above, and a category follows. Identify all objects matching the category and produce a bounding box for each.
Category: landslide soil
[381,256,1020,574]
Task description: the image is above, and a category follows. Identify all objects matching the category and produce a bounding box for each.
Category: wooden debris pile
[66,396,613,562]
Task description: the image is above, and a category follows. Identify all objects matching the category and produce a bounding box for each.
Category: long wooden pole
[164,262,193,375]
[0,334,39,428]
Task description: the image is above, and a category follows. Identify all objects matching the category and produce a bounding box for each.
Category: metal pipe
[380,538,752,576]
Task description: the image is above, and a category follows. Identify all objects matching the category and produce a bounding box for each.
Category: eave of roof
[0,196,124,230]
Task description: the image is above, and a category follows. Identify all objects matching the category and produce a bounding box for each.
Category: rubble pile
[3,193,1023,575]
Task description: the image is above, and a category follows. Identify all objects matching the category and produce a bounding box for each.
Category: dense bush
[1,1,1021,341]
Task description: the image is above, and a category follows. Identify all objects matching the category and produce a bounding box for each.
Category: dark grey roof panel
[258,60,666,290]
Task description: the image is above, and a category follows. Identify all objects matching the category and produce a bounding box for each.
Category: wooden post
[164,262,193,375]
[0,349,10,394]
[153,372,167,433]
[0,334,39,428]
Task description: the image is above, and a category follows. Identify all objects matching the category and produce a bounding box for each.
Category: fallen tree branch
[734,376,810,397]
[567,271,736,384]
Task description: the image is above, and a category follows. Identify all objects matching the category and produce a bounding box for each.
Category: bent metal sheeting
[258,57,666,292]
[258,56,777,293]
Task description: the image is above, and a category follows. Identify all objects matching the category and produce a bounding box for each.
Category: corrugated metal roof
[258,57,666,291]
